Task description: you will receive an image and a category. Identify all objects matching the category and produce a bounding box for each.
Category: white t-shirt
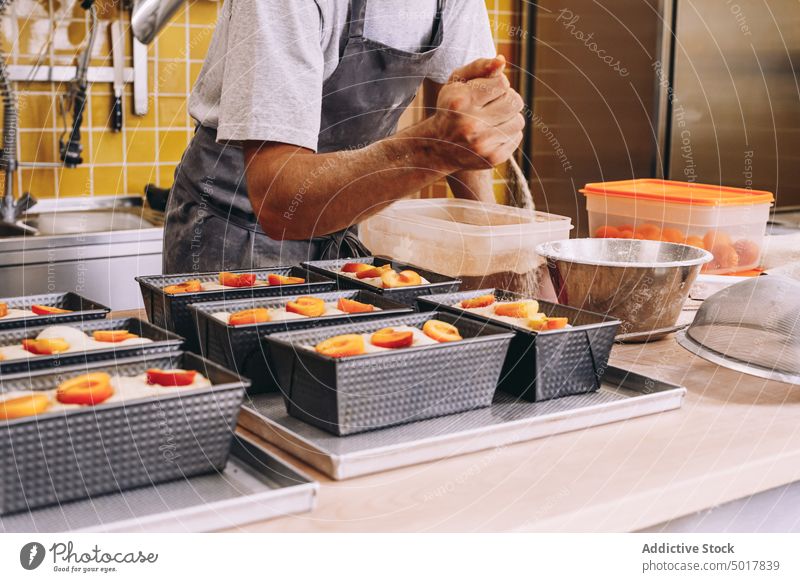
[188,0,496,151]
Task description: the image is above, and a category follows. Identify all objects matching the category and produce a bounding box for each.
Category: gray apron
[163,0,445,273]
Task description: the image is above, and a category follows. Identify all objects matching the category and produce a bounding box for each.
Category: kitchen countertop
[114,308,800,532]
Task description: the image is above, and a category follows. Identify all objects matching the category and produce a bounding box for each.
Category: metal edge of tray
[0,432,318,533]
[238,366,686,480]
[675,330,800,386]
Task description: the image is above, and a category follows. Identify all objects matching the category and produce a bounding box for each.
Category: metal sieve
[676,275,800,384]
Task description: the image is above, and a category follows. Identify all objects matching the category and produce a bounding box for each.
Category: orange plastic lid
[580,179,774,207]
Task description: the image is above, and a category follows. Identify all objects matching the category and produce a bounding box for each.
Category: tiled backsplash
[1,0,519,201]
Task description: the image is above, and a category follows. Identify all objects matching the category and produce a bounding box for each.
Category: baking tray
[302,256,461,305]
[0,433,317,532]
[239,365,685,480]
[265,311,515,436]
[136,267,335,351]
[0,351,248,515]
[418,289,621,402]
[189,289,415,393]
[0,317,184,376]
[0,291,110,330]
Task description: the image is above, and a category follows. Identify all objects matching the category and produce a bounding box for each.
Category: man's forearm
[244,117,456,240]
[447,169,496,203]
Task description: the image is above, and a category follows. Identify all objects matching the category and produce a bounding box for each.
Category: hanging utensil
[59,0,98,167]
[110,19,124,132]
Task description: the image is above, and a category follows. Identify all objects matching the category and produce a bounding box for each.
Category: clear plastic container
[581,179,774,274]
[358,199,573,300]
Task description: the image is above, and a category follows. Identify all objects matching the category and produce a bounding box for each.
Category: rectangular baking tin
[0,433,317,532]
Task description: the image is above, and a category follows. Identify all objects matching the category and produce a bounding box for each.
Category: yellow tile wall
[1,0,520,200]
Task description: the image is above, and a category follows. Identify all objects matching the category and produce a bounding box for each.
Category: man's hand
[429,55,525,170]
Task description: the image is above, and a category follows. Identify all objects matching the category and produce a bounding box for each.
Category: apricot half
[593,225,620,238]
[634,223,662,241]
[495,301,539,319]
[661,227,686,243]
[31,304,72,315]
[734,239,760,265]
[93,330,139,343]
[286,296,326,317]
[356,264,392,279]
[268,274,305,286]
[371,327,414,349]
[22,338,70,355]
[703,230,732,251]
[315,334,365,358]
[56,372,114,406]
[460,294,496,309]
[342,262,372,274]
[146,368,197,387]
[229,308,271,326]
[219,272,257,287]
[0,393,51,420]
[337,297,375,313]
[546,317,569,330]
[381,269,422,288]
[422,320,462,343]
[684,235,705,249]
[163,279,202,294]
[0,302,6,317]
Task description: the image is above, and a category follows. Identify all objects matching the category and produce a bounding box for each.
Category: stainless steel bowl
[536,239,713,338]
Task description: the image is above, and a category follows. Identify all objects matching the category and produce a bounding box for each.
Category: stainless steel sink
[21,210,154,235]
[0,195,164,309]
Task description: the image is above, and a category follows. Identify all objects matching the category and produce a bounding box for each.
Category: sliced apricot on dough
[163,279,202,294]
[341,262,372,274]
[22,338,70,355]
[146,368,197,387]
[371,327,414,349]
[315,334,365,358]
[56,372,114,406]
[381,269,422,288]
[422,320,462,343]
[495,301,539,319]
[31,304,72,315]
[286,296,326,317]
[546,317,569,330]
[0,393,51,421]
[356,264,392,279]
[0,302,7,318]
[228,308,271,326]
[219,272,257,287]
[92,330,139,343]
[460,294,496,309]
[268,274,305,286]
[337,297,375,313]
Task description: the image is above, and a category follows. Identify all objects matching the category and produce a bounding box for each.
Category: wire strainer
[676,275,800,384]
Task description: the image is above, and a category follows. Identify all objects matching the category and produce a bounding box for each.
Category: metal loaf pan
[189,289,415,393]
[0,318,184,376]
[0,292,110,330]
[136,267,335,351]
[417,289,621,402]
[0,351,249,515]
[265,311,515,436]
[302,256,461,305]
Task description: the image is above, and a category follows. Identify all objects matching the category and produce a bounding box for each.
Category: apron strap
[349,0,368,39]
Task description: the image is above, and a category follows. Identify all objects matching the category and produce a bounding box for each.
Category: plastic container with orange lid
[581,179,774,274]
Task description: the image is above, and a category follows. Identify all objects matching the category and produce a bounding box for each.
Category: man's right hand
[430,55,525,170]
